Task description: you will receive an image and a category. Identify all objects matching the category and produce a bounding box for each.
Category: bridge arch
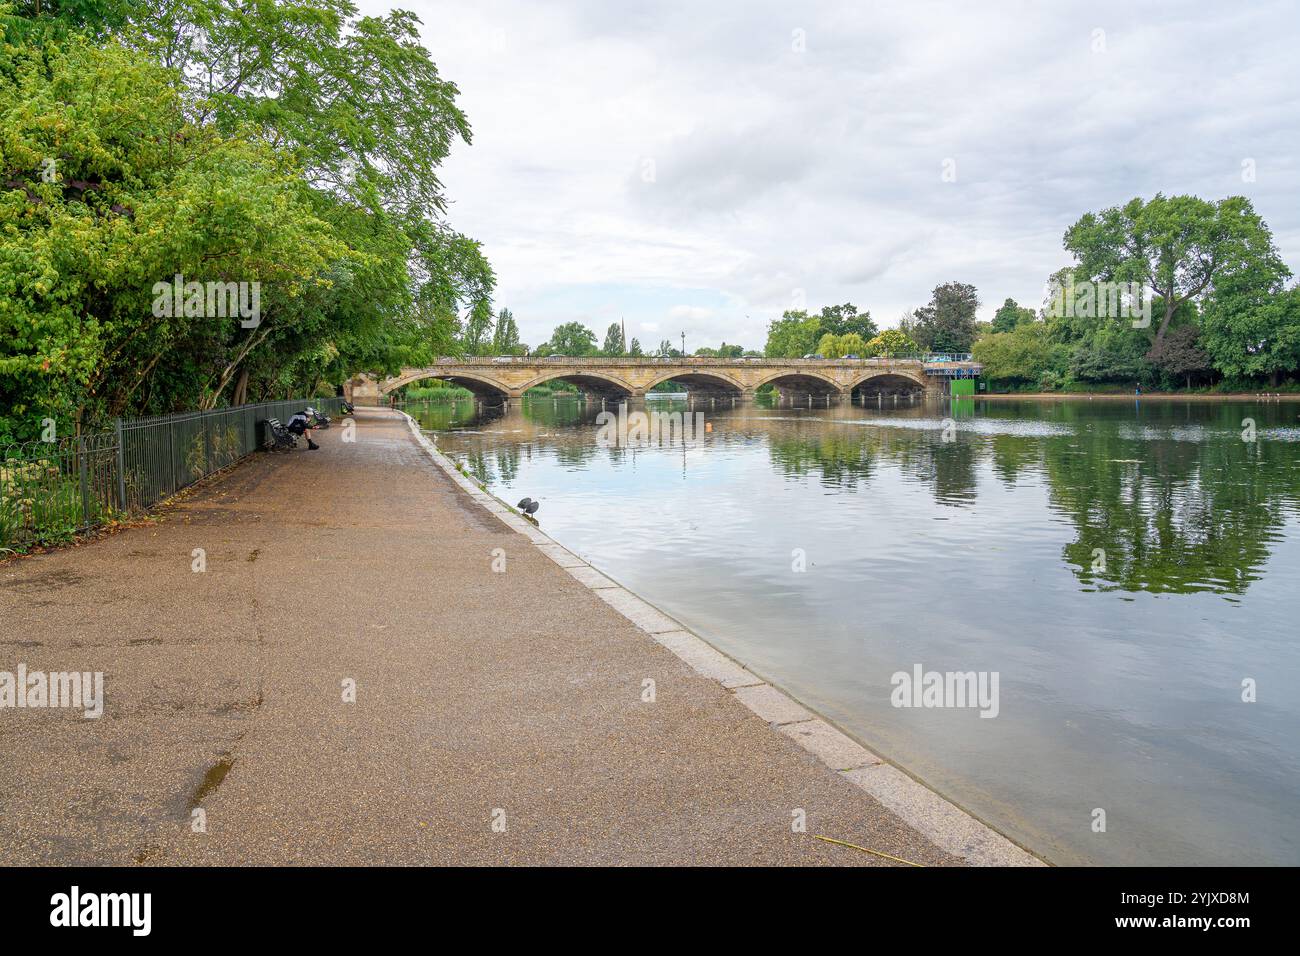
[381,369,511,401]
[753,368,844,395]
[848,369,928,395]
[642,369,745,394]
[516,370,636,398]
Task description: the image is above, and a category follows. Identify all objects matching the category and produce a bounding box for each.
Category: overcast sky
[358,0,1300,352]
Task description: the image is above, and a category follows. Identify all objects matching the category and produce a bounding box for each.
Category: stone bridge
[347,355,981,403]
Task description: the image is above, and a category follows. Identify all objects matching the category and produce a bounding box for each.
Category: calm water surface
[413,395,1300,865]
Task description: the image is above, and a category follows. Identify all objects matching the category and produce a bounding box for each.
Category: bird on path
[516,497,540,515]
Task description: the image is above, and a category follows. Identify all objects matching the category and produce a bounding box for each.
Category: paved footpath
[0,409,1030,865]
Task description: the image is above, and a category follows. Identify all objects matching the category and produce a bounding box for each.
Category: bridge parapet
[346,355,982,403]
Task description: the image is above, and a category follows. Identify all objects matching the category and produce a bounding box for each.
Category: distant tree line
[974,195,1298,391]
[761,194,1299,392]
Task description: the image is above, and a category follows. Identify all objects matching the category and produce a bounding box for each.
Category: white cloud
[359,0,1300,349]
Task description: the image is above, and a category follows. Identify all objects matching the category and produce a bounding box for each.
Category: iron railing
[1,397,343,550]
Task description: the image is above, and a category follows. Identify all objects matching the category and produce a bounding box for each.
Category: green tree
[1146,324,1211,389]
[544,322,598,356]
[865,329,920,356]
[125,1,470,222]
[973,323,1058,387]
[991,298,1035,333]
[0,0,494,436]
[1200,284,1300,386]
[1063,194,1288,345]
[627,337,644,357]
[601,322,625,356]
[127,0,493,394]
[817,302,876,339]
[1067,339,1152,384]
[0,33,351,434]
[764,310,822,357]
[492,308,521,354]
[815,332,868,358]
[461,301,494,354]
[913,282,979,352]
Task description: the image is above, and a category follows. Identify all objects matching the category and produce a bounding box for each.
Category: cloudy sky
[359,0,1299,352]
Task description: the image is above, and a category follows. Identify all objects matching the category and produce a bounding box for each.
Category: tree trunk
[231,367,250,407]
[1155,295,1176,343]
[203,324,273,409]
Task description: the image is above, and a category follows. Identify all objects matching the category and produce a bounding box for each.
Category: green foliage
[973,322,1059,387]
[538,321,598,356]
[975,195,1299,391]
[0,0,493,440]
[1200,282,1300,385]
[0,33,351,431]
[865,329,919,356]
[991,298,1035,333]
[1067,338,1151,384]
[402,382,473,401]
[764,310,821,357]
[0,453,107,546]
[601,321,625,356]
[815,332,868,358]
[912,282,979,352]
[491,307,523,355]
[1063,193,1289,344]
[523,379,578,395]
[815,302,876,339]
[3,0,133,39]
[1146,324,1211,388]
[693,342,744,357]
[461,299,494,354]
[763,303,876,357]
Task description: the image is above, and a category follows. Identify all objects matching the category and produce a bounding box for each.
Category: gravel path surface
[0,408,964,866]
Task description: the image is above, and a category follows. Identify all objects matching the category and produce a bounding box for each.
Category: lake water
[412,394,1300,865]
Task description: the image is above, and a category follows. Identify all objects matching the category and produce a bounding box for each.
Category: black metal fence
[1,397,343,550]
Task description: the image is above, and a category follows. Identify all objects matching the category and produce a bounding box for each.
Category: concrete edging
[395,410,1044,867]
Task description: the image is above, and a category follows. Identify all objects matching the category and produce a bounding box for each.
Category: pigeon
[516,497,540,515]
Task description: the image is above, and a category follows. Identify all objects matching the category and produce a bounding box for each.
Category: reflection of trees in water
[989,433,1040,485]
[1046,427,1299,596]
[766,426,877,488]
[763,404,1300,596]
[922,441,980,506]
[464,448,491,485]
[435,398,1300,598]
[519,399,599,429]
[495,445,520,484]
[767,423,979,504]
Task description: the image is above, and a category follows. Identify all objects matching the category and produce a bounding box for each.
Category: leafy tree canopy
[912,282,979,353]
[865,329,919,356]
[1063,194,1288,344]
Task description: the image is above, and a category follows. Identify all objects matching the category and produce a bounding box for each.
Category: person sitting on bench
[286,410,320,450]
